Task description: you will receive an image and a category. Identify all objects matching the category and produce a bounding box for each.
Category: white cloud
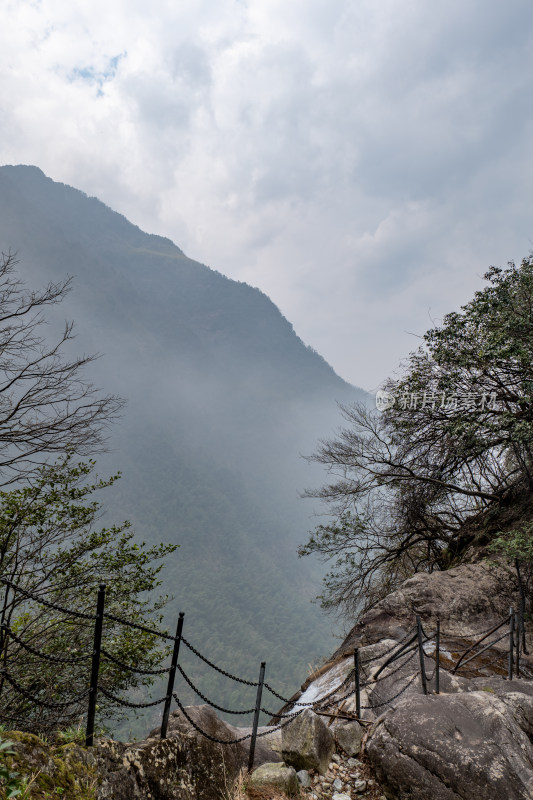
[1,0,533,389]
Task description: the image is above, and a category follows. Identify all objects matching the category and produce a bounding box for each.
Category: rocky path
[299,752,386,800]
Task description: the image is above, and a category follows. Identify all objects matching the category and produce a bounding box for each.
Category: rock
[366,688,533,799]
[336,560,517,652]
[149,704,280,772]
[347,757,363,768]
[248,762,299,796]
[353,779,367,792]
[332,794,351,800]
[297,769,311,787]
[4,725,248,800]
[331,752,342,763]
[281,708,335,775]
[332,718,363,756]
[333,776,343,791]
[0,731,101,800]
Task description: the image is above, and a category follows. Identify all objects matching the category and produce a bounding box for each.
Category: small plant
[0,736,25,798]
[55,726,84,745]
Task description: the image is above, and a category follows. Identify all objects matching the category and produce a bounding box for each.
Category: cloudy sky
[2,0,533,390]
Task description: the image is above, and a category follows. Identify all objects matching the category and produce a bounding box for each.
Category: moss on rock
[0,731,99,799]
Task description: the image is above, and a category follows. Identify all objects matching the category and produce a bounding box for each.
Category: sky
[2,0,533,391]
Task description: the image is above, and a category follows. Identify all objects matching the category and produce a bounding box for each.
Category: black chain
[317,683,356,711]
[173,695,253,743]
[360,672,419,710]
[3,626,91,664]
[176,665,256,715]
[263,631,417,709]
[261,704,306,718]
[173,695,307,745]
[100,649,171,676]
[363,646,418,688]
[98,686,168,709]
[1,579,95,621]
[439,615,511,645]
[314,648,418,712]
[361,644,400,667]
[103,612,175,642]
[462,616,512,637]
[262,682,296,704]
[264,663,357,709]
[363,626,418,661]
[0,668,90,709]
[269,707,306,731]
[180,636,259,687]
[105,615,261,687]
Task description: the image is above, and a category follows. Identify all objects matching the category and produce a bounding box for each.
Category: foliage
[300,256,533,615]
[491,522,533,611]
[0,736,26,798]
[0,455,177,735]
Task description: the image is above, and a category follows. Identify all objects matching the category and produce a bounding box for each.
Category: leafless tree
[300,258,533,616]
[0,252,124,485]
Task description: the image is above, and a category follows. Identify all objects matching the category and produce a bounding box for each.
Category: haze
[3,0,532,389]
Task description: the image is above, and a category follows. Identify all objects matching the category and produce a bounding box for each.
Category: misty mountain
[0,165,367,732]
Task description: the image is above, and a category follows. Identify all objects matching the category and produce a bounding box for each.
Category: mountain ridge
[0,164,367,734]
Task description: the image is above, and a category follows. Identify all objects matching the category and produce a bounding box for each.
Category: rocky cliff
[3,558,532,799]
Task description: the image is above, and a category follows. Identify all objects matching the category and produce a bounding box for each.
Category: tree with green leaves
[300,256,533,616]
[0,455,177,735]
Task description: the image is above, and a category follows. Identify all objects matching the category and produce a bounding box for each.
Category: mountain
[0,165,367,732]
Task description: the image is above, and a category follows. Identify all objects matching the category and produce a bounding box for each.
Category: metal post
[508,607,514,681]
[416,616,427,695]
[515,612,520,678]
[86,584,106,746]
[248,661,266,773]
[161,612,185,740]
[0,583,10,668]
[354,647,361,718]
[521,594,528,655]
[435,617,440,695]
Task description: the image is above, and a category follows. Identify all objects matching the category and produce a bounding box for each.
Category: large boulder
[366,688,533,800]
[336,560,517,653]
[331,719,363,756]
[247,762,299,796]
[149,704,281,771]
[281,708,334,775]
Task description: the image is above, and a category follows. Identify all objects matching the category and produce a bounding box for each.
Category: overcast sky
[2,0,533,391]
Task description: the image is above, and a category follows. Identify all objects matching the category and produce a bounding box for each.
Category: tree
[300,256,533,616]
[0,454,177,735]
[0,252,123,486]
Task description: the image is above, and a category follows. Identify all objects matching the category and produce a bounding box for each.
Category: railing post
[435,617,440,695]
[161,612,185,740]
[354,647,361,718]
[521,595,528,655]
[508,607,514,681]
[0,581,12,663]
[86,583,106,746]
[515,612,521,678]
[248,661,266,773]
[416,616,427,695]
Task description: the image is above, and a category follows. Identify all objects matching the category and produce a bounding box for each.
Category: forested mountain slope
[0,165,367,731]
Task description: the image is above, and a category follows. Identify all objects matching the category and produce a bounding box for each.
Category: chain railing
[0,576,525,771]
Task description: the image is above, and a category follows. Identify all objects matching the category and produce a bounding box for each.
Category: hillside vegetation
[0,165,367,733]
